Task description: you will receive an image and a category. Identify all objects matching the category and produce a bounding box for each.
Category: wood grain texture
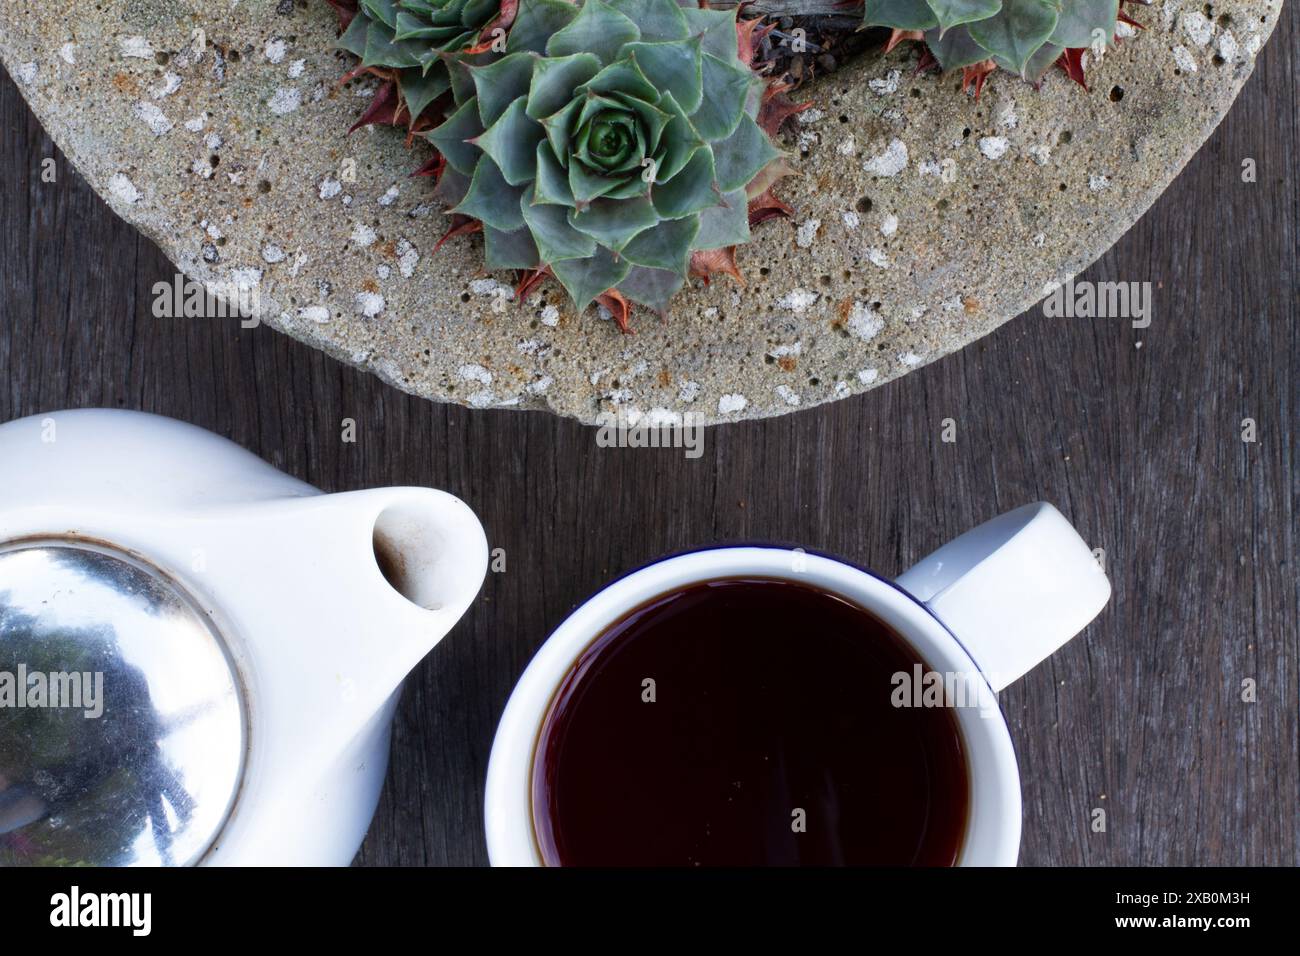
[1,8,1295,866]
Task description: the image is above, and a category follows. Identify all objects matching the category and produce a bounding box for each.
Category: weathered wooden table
[1,10,1295,865]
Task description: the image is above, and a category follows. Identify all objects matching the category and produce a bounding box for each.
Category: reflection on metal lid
[0,541,245,866]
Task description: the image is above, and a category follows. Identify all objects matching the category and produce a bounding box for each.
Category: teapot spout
[371,495,485,616]
[161,487,488,763]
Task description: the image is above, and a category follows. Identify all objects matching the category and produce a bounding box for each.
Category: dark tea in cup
[530,577,970,866]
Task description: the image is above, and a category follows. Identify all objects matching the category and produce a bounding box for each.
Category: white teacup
[485,502,1110,866]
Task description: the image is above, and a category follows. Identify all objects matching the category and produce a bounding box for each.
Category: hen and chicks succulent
[327,0,800,328]
[863,0,1149,95]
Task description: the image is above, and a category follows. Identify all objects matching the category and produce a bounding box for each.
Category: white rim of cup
[484,546,1024,867]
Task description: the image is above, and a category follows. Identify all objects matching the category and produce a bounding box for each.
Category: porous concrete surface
[0,1,1282,423]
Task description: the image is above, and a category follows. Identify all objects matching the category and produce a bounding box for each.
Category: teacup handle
[894,502,1110,691]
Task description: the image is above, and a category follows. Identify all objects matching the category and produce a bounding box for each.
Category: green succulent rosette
[864,0,1122,81]
[338,0,507,124]
[426,0,785,315]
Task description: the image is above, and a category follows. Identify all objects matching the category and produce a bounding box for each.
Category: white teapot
[0,409,487,866]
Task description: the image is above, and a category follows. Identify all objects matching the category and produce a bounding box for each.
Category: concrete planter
[0,1,1282,422]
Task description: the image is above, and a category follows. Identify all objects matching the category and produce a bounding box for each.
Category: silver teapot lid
[0,541,245,866]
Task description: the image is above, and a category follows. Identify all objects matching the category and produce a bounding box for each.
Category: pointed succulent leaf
[924,0,1003,33]
[568,159,624,204]
[576,93,638,135]
[364,20,427,68]
[361,0,399,29]
[968,0,1059,74]
[401,69,452,126]
[602,175,653,200]
[606,0,691,42]
[432,166,471,207]
[1049,0,1118,50]
[620,215,699,275]
[621,38,704,115]
[521,187,599,262]
[551,245,633,312]
[471,52,538,126]
[864,0,940,30]
[428,97,486,175]
[688,54,754,142]
[532,140,576,205]
[446,50,491,103]
[652,148,718,219]
[483,225,541,270]
[540,98,583,167]
[652,91,704,184]
[711,115,780,193]
[507,0,580,54]
[1021,40,1064,81]
[617,265,686,314]
[415,42,452,76]
[693,188,750,250]
[394,12,462,42]
[682,7,741,60]
[460,0,500,30]
[527,53,602,119]
[568,196,660,250]
[924,24,995,69]
[475,97,547,186]
[339,13,371,57]
[454,157,527,231]
[744,80,763,121]
[546,0,642,64]
[578,59,661,104]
